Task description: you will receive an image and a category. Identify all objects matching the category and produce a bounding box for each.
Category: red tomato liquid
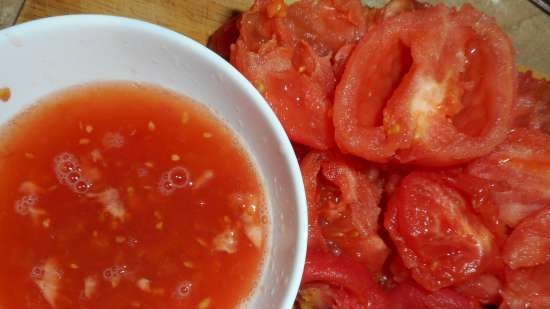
[0,83,267,309]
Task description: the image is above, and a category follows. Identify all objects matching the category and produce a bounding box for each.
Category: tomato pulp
[0,83,267,309]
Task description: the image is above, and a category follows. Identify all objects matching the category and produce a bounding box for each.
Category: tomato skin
[500,263,550,309]
[333,5,517,165]
[300,151,389,274]
[384,172,498,291]
[208,15,241,61]
[502,206,550,269]
[300,249,389,309]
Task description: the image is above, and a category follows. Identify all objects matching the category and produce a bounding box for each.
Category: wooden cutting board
[6,0,550,74]
[16,0,252,45]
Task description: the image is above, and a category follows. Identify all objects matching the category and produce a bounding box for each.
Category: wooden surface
[17,0,252,45]
[3,0,549,73]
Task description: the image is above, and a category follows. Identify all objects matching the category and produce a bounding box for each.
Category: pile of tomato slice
[209,0,550,308]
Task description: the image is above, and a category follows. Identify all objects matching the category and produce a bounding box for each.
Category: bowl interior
[0,15,307,309]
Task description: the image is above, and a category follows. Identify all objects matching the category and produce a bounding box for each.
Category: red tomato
[333,5,517,165]
[384,172,498,291]
[440,170,509,245]
[500,263,550,309]
[300,151,389,275]
[454,274,502,305]
[466,129,550,228]
[232,1,336,149]
[280,0,367,57]
[389,282,480,309]
[207,15,241,61]
[503,206,550,269]
[513,71,550,133]
[298,250,388,309]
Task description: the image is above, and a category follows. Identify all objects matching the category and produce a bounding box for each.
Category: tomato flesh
[384,172,497,290]
[503,206,550,269]
[333,5,517,165]
[300,151,389,275]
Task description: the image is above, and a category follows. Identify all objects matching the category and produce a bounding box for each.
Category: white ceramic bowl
[0,15,307,309]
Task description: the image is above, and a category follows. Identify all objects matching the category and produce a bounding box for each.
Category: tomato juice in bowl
[0,15,307,309]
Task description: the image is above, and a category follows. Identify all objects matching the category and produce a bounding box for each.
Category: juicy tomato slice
[298,249,388,309]
[300,151,389,274]
[500,263,550,309]
[207,14,241,61]
[503,206,550,269]
[454,274,502,305]
[384,172,498,290]
[389,282,481,309]
[333,5,517,165]
[466,128,550,228]
[280,0,367,57]
[232,0,336,149]
[513,71,550,133]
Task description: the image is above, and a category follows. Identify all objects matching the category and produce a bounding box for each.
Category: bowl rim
[1,14,308,309]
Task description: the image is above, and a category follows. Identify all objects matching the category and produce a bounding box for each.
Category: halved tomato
[384,172,498,291]
[502,206,550,269]
[232,1,335,149]
[466,129,550,228]
[500,263,550,309]
[300,151,389,275]
[297,249,388,309]
[232,0,370,150]
[333,5,517,165]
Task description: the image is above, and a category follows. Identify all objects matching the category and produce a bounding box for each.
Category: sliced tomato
[502,206,550,269]
[454,274,502,305]
[333,5,517,165]
[500,263,550,309]
[513,71,550,133]
[384,172,498,291]
[232,1,336,149]
[208,15,241,61]
[389,282,481,309]
[298,249,388,309]
[300,151,389,275]
[388,282,429,309]
[280,0,367,57]
[466,129,550,228]
[440,170,509,245]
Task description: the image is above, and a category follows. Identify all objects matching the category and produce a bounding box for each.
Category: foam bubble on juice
[14,194,38,216]
[158,166,191,196]
[173,281,193,300]
[53,152,92,194]
[103,265,128,288]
